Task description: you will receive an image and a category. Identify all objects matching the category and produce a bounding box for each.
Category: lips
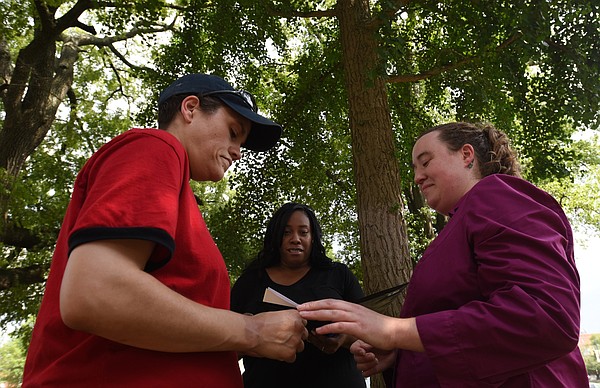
[221,156,232,169]
[420,183,432,193]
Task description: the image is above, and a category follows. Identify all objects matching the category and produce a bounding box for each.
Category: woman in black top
[231,202,366,388]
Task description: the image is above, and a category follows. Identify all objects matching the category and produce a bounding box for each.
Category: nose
[413,168,425,185]
[230,144,242,161]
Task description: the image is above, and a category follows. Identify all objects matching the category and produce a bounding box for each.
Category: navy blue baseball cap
[158,73,282,152]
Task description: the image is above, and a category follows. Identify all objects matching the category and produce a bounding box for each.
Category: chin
[191,171,224,182]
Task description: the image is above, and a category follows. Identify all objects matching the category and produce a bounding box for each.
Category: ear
[181,95,201,123]
[461,143,476,167]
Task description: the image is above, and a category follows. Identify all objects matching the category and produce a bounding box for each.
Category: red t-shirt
[23,128,242,387]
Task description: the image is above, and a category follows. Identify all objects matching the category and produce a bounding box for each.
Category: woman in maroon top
[298,122,588,387]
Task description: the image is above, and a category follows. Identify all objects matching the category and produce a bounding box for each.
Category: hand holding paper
[263,283,409,314]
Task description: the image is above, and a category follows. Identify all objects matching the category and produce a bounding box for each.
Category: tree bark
[338,0,412,303]
[337,1,413,386]
[0,3,81,229]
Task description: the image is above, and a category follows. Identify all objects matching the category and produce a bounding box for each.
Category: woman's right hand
[297,299,424,352]
[244,310,308,362]
[350,340,396,377]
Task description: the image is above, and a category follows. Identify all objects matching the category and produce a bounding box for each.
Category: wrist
[240,313,261,353]
[391,317,424,352]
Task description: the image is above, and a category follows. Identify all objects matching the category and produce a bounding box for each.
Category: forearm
[61,239,306,361]
[61,251,256,353]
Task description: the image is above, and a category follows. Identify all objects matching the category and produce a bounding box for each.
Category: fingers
[297,298,350,313]
[356,358,379,377]
[350,340,397,377]
[249,309,307,362]
[289,310,308,353]
[277,322,306,363]
[353,347,377,366]
[302,324,308,340]
[297,299,370,329]
[351,342,379,377]
[350,339,371,356]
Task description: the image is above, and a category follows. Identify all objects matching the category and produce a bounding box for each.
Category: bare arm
[297,299,424,352]
[60,239,307,361]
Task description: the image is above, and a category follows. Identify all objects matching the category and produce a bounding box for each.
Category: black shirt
[231,262,367,388]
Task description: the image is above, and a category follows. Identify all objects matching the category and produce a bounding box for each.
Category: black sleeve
[339,263,365,302]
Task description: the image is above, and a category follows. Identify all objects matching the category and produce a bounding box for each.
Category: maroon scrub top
[395,174,588,387]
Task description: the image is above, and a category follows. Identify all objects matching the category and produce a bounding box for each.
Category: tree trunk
[337,0,413,385]
[0,30,77,235]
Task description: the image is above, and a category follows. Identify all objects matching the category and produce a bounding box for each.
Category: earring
[467,161,474,169]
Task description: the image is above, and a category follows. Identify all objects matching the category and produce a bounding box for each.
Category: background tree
[149,3,600,385]
[0,0,177,325]
[584,334,600,381]
[0,334,27,387]
[0,2,599,386]
[148,0,600,301]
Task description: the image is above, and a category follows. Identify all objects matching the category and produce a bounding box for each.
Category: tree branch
[72,23,174,47]
[386,30,523,83]
[367,0,411,30]
[54,0,94,35]
[106,43,151,72]
[94,0,198,12]
[0,222,42,250]
[0,265,47,290]
[33,0,57,33]
[0,36,11,93]
[265,4,337,19]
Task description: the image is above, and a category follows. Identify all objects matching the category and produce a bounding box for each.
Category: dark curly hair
[419,122,521,178]
[246,202,333,271]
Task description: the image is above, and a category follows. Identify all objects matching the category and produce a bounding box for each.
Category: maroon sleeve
[415,176,581,385]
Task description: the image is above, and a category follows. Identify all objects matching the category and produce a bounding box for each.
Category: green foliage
[0,0,35,52]
[0,334,26,387]
[1,0,599,348]
[0,30,137,330]
[537,134,600,236]
[141,0,600,275]
[381,0,599,182]
[584,334,600,380]
[404,206,436,264]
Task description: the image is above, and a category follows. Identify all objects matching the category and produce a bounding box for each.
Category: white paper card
[262,287,298,308]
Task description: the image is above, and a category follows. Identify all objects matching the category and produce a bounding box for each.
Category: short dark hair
[157,94,224,129]
[246,202,333,271]
[419,122,521,178]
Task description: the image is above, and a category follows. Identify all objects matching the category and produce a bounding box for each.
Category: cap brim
[219,96,282,152]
